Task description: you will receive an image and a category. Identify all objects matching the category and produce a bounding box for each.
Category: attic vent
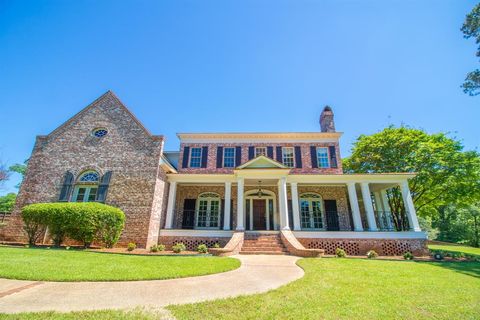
[92,128,108,138]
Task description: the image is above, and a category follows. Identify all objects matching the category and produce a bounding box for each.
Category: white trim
[177,132,343,143]
[236,155,287,169]
[189,147,203,168]
[293,231,428,239]
[245,189,277,231]
[282,147,295,168]
[195,192,221,229]
[159,229,234,237]
[223,147,236,168]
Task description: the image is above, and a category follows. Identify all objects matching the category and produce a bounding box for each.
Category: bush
[127,242,136,251]
[21,202,125,248]
[403,252,414,260]
[197,244,208,254]
[213,243,220,248]
[367,250,378,259]
[335,248,347,258]
[172,242,186,253]
[150,244,159,252]
[157,244,166,251]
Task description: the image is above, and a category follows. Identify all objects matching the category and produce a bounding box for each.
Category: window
[196,192,221,229]
[282,147,295,168]
[317,147,330,168]
[189,147,202,168]
[72,171,99,202]
[92,128,108,138]
[299,193,324,229]
[255,147,267,157]
[223,147,235,168]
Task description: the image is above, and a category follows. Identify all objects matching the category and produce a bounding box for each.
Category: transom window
[189,147,202,168]
[92,128,108,138]
[255,147,267,157]
[72,170,99,202]
[223,147,235,168]
[282,147,295,168]
[196,192,220,229]
[300,193,324,229]
[317,147,330,168]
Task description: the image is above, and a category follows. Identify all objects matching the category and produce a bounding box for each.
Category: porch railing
[174,209,234,230]
[375,211,395,231]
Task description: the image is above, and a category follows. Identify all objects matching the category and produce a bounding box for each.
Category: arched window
[72,170,100,202]
[299,193,324,230]
[196,192,221,229]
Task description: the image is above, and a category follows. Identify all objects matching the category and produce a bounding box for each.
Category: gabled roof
[236,155,288,170]
[47,90,162,141]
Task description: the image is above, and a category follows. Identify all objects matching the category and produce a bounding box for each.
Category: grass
[428,244,480,257]
[169,258,480,320]
[0,308,167,320]
[0,246,240,281]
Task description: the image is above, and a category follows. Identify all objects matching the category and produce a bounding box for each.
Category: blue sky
[0,0,478,195]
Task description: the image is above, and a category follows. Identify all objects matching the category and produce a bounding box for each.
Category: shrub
[157,244,166,251]
[403,252,414,260]
[335,248,347,258]
[172,242,186,253]
[127,242,136,251]
[213,243,220,248]
[21,202,125,248]
[150,244,159,252]
[197,244,208,254]
[367,250,378,259]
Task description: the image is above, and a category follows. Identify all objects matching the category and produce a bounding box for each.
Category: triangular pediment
[236,155,288,169]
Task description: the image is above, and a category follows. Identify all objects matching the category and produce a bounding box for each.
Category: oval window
[92,128,108,138]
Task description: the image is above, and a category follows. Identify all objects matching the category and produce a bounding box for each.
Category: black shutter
[230,199,234,230]
[58,171,74,201]
[294,146,302,168]
[329,146,338,168]
[182,199,196,229]
[248,146,255,160]
[221,199,225,229]
[182,146,190,168]
[235,146,242,167]
[310,146,318,168]
[96,171,112,203]
[216,146,223,168]
[267,146,274,159]
[201,146,208,168]
[287,200,294,230]
[276,146,283,163]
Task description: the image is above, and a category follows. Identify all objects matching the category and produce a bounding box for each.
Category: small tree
[461,3,480,96]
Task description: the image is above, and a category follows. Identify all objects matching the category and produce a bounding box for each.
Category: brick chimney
[320,106,335,132]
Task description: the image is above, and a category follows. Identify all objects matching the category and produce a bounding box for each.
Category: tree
[343,126,480,231]
[0,193,16,213]
[435,204,480,247]
[0,163,8,186]
[461,2,480,96]
[9,161,27,189]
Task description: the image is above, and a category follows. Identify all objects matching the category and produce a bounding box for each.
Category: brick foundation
[158,236,231,251]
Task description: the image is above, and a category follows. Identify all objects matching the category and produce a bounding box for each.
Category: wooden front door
[252,199,267,230]
[325,200,340,231]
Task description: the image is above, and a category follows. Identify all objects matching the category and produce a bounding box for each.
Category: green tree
[0,193,16,213]
[435,204,480,247]
[343,126,480,231]
[9,161,27,189]
[461,2,480,96]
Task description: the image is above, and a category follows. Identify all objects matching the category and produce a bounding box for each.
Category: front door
[325,200,340,231]
[252,199,266,230]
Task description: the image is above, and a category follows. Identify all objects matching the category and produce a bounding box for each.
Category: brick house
[1,91,427,256]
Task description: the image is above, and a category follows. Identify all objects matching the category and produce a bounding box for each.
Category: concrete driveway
[0,254,303,313]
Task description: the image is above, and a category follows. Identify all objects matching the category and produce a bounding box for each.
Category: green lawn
[169,258,480,320]
[0,308,170,320]
[0,246,240,281]
[428,244,480,257]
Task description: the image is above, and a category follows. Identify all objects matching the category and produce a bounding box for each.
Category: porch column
[236,177,245,230]
[165,181,177,229]
[290,182,301,231]
[278,177,290,230]
[223,182,231,230]
[347,182,363,231]
[360,182,378,231]
[400,181,421,232]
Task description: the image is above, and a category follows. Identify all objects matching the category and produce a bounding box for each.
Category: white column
[236,177,245,230]
[290,182,301,231]
[347,182,363,231]
[360,182,378,231]
[223,182,231,230]
[165,181,177,229]
[400,181,421,232]
[278,177,290,230]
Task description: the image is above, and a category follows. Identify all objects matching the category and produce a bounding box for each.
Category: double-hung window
[316,147,330,168]
[255,147,267,157]
[223,147,235,168]
[189,147,202,168]
[282,147,295,168]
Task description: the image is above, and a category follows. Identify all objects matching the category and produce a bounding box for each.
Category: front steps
[240,232,288,255]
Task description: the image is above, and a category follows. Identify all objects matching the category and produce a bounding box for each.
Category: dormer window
[223,147,235,168]
[189,147,202,168]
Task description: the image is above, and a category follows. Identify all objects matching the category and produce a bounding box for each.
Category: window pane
[190,147,202,168]
[197,200,208,227]
[312,200,323,228]
[282,147,294,168]
[300,200,310,229]
[223,147,235,168]
[255,147,266,157]
[76,188,86,202]
[317,148,329,168]
[209,200,220,227]
[88,188,98,202]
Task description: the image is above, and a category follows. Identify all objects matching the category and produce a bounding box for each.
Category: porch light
[257,181,265,198]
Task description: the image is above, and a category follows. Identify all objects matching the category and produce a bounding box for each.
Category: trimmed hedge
[21,202,125,248]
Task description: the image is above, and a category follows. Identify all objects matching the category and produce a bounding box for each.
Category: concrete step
[241,246,287,251]
[240,251,288,255]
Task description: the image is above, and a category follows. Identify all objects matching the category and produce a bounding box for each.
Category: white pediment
[236,155,288,169]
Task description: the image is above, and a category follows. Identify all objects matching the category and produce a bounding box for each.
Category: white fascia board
[287,174,415,184]
[177,132,343,144]
[167,174,235,183]
[293,231,427,239]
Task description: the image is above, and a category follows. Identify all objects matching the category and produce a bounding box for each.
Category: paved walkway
[0,255,303,313]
